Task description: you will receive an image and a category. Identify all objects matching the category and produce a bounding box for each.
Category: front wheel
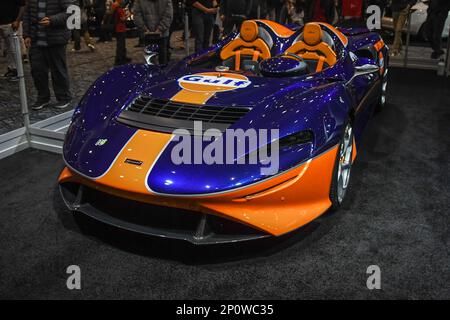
[329,122,354,209]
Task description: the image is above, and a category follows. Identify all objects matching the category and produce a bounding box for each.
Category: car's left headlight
[279,130,314,148]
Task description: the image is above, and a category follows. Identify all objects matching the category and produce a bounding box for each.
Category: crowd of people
[0,0,449,111]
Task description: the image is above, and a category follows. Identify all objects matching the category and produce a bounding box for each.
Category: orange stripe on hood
[95,130,173,194]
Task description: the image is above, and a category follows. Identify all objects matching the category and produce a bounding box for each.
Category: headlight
[245,130,314,163]
[279,130,314,148]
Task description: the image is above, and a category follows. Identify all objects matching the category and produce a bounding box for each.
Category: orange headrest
[240,20,259,42]
[303,23,323,46]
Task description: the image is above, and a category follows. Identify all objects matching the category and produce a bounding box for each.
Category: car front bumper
[59,144,339,244]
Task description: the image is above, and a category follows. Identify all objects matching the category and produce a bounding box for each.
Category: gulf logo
[177,72,251,93]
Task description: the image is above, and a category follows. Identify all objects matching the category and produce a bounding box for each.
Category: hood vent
[117,95,252,133]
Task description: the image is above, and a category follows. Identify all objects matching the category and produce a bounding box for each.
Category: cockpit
[188,20,347,78]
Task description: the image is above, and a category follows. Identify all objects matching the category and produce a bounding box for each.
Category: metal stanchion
[184,9,190,56]
[12,31,31,143]
[403,9,412,68]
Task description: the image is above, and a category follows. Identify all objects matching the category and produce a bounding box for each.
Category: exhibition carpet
[0,68,448,299]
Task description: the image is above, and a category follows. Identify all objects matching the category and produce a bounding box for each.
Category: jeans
[191,8,215,52]
[29,45,72,103]
[392,6,409,53]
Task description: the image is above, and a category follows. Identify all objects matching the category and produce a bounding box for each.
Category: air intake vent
[117,95,252,133]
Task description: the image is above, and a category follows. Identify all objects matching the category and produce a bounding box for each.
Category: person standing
[112,0,131,66]
[72,0,96,52]
[133,0,173,64]
[94,0,107,42]
[23,0,74,111]
[187,0,218,52]
[100,0,114,42]
[0,0,26,82]
[220,0,253,36]
[426,0,450,59]
[390,0,416,57]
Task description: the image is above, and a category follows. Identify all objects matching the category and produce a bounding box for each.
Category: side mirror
[347,57,379,84]
[355,63,380,75]
[144,44,159,65]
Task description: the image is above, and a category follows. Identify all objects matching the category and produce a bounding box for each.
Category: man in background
[0,0,26,82]
[188,0,218,52]
[220,0,253,36]
[23,0,75,110]
[426,0,450,59]
[134,0,173,64]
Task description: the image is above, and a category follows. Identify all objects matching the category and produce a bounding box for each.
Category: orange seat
[220,20,272,71]
[285,23,337,73]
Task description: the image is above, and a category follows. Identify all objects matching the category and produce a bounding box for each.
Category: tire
[329,122,354,210]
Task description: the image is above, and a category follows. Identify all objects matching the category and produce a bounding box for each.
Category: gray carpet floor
[0,67,449,299]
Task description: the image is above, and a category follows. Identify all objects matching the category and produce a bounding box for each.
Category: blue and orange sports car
[59,21,388,244]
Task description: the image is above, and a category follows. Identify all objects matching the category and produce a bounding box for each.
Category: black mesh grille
[129,96,251,123]
[117,95,253,133]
